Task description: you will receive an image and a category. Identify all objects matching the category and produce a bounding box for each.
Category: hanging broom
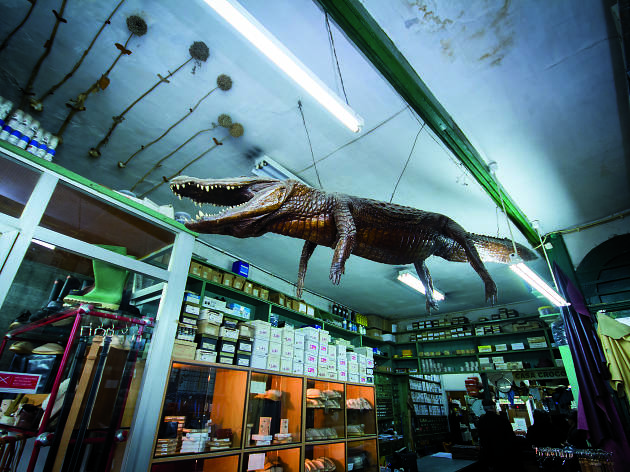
[118,74,232,169]
[55,15,148,141]
[89,40,210,158]
[30,0,126,112]
[140,120,243,197]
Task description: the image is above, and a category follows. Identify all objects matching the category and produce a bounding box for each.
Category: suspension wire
[298,100,323,189]
[390,123,425,203]
[325,12,349,105]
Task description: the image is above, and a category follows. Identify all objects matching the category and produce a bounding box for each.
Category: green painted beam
[316,0,539,248]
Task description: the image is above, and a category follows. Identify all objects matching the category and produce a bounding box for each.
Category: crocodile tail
[470,233,537,264]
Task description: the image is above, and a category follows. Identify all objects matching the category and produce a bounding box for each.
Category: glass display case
[346,385,376,438]
[154,363,248,457]
[305,380,345,441]
[242,447,301,472]
[0,147,195,472]
[347,439,378,472]
[305,442,345,472]
[246,372,303,447]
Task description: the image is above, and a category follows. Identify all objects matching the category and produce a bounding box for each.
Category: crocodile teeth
[205,185,210,191]
[176,184,180,190]
[178,195,182,200]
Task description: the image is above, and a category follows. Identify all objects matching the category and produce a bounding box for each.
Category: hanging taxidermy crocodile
[170,176,536,311]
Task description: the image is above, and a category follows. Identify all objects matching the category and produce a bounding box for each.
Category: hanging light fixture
[252,156,307,184]
[202,0,363,132]
[488,162,568,307]
[397,270,445,301]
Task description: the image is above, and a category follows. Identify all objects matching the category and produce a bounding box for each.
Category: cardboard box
[195,349,217,363]
[219,327,239,340]
[251,355,267,370]
[183,292,200,305]
[319,331,331,344]
[243,281,254,294]
[236,352,251,367]
[219,339,237,354]
[218,354,234,365]
[266,355,281,371]
[237,323,254,339]
[189,261,203,276]
[269,293,286,306]
[232,275,246,291]
[252,339,269,356]
[221,273,234,287]
[197,335,219,351]
[511,342,525,350]
[182,304,200,316]
[270,327,283,342]
[280,357,292,373]
[269,342,282,356]
[173,340,196,359]
[306,305,315,317]
[259,288,269,300]
[237,339,253,353]
[478,345,493,353]
[281,343,294,358]
[252,321,271,339]
[337,370,347,381]
[304,364,317,377]
[292,363,304,375]
[304,352,318,365]
[495,344,508,352]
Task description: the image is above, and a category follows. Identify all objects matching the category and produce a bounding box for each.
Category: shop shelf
[305,380,345,442]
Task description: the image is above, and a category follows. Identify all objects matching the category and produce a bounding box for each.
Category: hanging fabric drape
[596,313,630,402]
[552,263,630,471]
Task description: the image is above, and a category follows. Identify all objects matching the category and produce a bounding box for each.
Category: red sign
[0,371,41,394]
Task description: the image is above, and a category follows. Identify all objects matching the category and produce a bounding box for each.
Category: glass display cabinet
[346,385,376,438]
[151,453,240,471]
[246,372,303,447]
[347,439,378,472]
[305,379,345,441]
[305,442,345,472]
[0,143,195,472]
[154,363,248,457]
[242,447,301,472]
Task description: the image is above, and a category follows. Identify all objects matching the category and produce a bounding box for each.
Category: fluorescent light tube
[510,262,568,307]
[252,156,306,183]
[397,270,444,300]
[32,239,55,250]
[203,0,363,132]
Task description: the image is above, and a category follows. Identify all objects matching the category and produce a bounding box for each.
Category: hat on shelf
[9,341,36,354]
[32,343,64,355]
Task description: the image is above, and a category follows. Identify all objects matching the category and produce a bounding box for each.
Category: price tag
[0,372,41,394]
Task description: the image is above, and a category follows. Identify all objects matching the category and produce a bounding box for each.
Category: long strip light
[32,239,55,250]
[509,259,568,307]
[252,156,308,185]
[397,270,445,301]
[203,0,363,132]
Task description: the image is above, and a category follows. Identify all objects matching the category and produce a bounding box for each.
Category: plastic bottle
[44,135,59,162]
[36,131,51,158]
[17,119,38,149]
[1,109,23,142]
[26,129,43,155]
[0,97,13,128]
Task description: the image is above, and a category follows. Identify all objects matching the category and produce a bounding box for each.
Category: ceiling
[1,0,628,319]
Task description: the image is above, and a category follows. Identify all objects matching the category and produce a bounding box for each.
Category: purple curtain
[553,263,630,470]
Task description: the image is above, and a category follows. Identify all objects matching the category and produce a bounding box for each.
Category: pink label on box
[305,366,317,375]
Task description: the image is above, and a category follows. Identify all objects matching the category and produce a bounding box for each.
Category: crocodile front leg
[296,240,317,298]
[414,260,439,313]
[330,198,356,285]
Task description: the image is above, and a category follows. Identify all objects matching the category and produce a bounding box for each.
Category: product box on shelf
[243,281,253,294]
[267,355,281,371]
[338,358,347,369]
[251,320,271,339]
[305,340,319,355]
[269,292,286,306]
[219,327,239,340]
[319,330,331,344]
[221,273,234,287]
[197,320,220,338]
[195,349,217,363]
[511,342,525,350]
[259,288,269,300]
[184,292,201,304]
[198,335,219,351]
[304,352,317,365]
[280,357,292,373]
[348,373,359,383]
[189,262,204,277]
[180,314,198,326]
[201,309,224,326]
[270,327,283,343]
[182,303,200,317]
[478,345,493,353]
[297,327,320,341]
[237,323,254,339]
[354,347,374,358]
[495,344,508,351]
[226,302,251,319]
[336,344,347,356]
[293,349,305,363]
[236,352,251,367]
[347,352,358,363]
[269,342,282,356]
[218,339,237,355]
[366,358,374,369]
[252,339,269,356]
[203,296,226,310]
[337,370,347,381]
[232,275,246,290]
[218,354,235,365]
[305,365,317,377]
[294,332,305,349]
[173,339,196,359]
[317,354,328,367]
[237,339,253,353]
[251,355,267,370]
[348,362,359,374]
[292,363,304,375]
[281,343,293,358]
[282,327,294,344]
[319,343,328,355]
[492,356,504,364]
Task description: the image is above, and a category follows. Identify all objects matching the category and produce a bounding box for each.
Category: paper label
[0,372,41,394]
[250,380,267,395]
[247,453,266,470]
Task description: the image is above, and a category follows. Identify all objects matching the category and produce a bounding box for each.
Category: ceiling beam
[315,0,539,248]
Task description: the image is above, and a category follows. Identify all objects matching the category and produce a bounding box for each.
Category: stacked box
[251,320,271,369]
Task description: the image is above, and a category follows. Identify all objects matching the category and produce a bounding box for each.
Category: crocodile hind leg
[330,198,356,285]
[444,219,498,304]
[413,260,440,313]
[296,241,317,298]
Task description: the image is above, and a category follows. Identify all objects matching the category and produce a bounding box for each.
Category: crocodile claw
[329,270,342,285]
[485,280,498,305]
